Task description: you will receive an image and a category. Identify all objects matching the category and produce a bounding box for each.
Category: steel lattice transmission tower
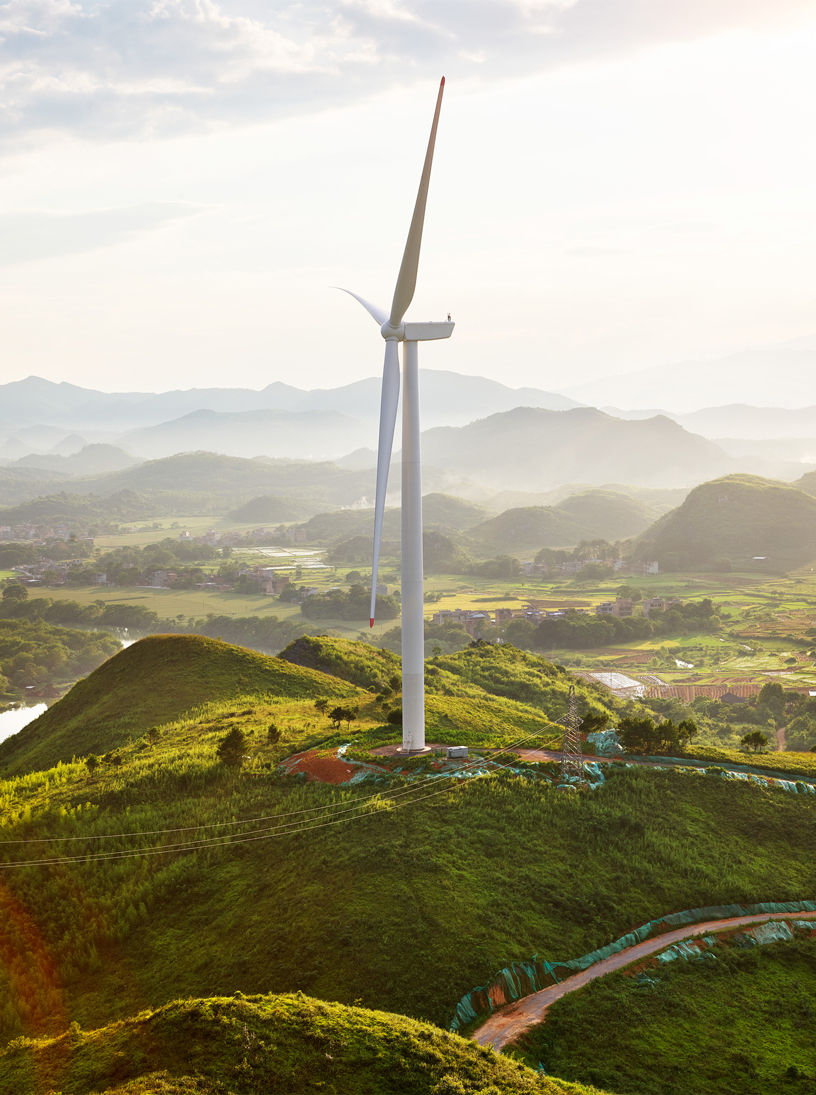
[559,685,584,782]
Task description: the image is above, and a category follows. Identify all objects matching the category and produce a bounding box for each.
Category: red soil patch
[284,749,361,784]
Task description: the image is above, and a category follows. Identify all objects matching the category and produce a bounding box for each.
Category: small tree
[388,674,401,692]
[2,584,27,603]
[314,698,328,713]
[741,730,769,753]
[678,718,699,745]
[85,754,100,774]
[387,708,403,725]
[217,726,249,767]
[267,722,281,744]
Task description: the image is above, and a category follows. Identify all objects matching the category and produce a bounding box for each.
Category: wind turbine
[338,77,453,754]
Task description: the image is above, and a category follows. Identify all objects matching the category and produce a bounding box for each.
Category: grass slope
[0,738,814,1048]
[0,993,594,1095]
[517,937,816,1095]
[277,636,565,743]
[0,635,362,775]
[634,473,816,571]
[431,643,614,721]
[278,635,402,688]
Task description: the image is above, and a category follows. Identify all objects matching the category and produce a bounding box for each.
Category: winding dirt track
[471,910,816,1051]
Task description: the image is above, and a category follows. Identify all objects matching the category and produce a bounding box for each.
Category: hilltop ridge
[633,473,816,571]
[0,634,362,775]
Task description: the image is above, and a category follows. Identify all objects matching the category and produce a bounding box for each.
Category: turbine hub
[380,321,405,341]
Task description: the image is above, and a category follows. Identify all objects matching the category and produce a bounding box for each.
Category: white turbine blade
[334,288,389,327]
[389,77,445,329]
[370,339,400,627]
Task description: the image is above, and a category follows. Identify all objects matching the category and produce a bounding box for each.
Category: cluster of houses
[7,558,91,587]
[428,604,584,635]
[595,596,680,618]
[430,594,682,636]
[0,523,94,546]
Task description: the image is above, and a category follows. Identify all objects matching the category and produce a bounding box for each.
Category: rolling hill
[633,473,816,571]
[296,493,488,543]
[466,489,657,556]
[0,993,579,1095]
[0,634,361,776]
[417,407,729,492]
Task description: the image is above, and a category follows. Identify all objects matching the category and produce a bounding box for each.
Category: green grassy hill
[1,635,815,1094]
[0,727,813,1053]
[633,473,816,571]
[276,636,572,741]
[278,635,402,688]
[0,993,590,1095]
[467,490,656,556]
[0,635,362,776]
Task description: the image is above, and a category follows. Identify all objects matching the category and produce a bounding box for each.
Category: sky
[0,0,815,396]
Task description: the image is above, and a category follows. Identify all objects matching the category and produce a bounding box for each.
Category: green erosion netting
[638,754,816,786]
[449,899,816,1031]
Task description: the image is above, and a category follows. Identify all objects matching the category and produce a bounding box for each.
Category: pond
[0,703,47,745]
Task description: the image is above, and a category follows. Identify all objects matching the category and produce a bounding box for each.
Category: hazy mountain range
[1,355,815,497]
[0,372,578,434]
[562,333,816,413]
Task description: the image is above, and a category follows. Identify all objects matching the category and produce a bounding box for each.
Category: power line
[0,725,567,869]
[0,727,562,848]
[0,773,474,869]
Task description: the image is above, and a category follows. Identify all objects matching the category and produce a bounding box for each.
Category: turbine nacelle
[380,319,455,343]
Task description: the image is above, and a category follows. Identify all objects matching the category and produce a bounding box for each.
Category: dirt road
[471,910,816,1052]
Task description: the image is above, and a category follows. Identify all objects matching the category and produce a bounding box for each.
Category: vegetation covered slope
[0,635,362,775]
[278,637,612,726]
[517,936,816,1095]
[277,635,402,689]
[466,490,655,556]
[0,719,814,1047]
[0,993,589,1095]
[633,473,816,570]
[430,643,613,721]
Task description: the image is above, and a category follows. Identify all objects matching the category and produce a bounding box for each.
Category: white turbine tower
[338,77,453,755]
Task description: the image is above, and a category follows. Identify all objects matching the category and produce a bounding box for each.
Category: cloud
[0,0,811,145]
[0,200,201,263]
